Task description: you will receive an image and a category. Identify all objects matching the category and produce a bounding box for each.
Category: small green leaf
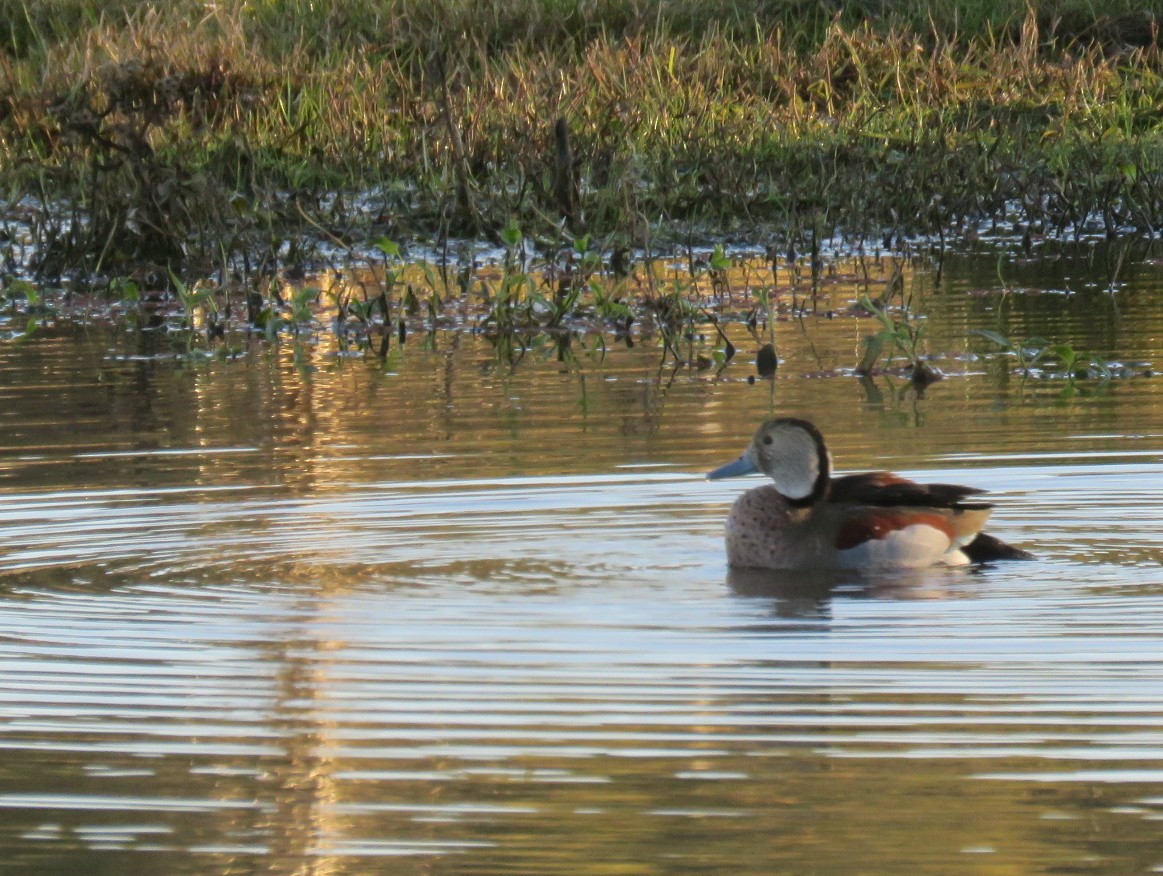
[114,279,140,304]
[419,261,441,294]
[5,278,39,305]
[1022,337,1053,350]
[500,222,522,248]
[295,286,318,304]
[373,237,400,259]
[857,330,890,374]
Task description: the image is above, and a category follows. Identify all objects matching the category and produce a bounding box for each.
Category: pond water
[1,243,1163,874]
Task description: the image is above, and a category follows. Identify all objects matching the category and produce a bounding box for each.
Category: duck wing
[830,472,1033,560]
[829,472,991,510]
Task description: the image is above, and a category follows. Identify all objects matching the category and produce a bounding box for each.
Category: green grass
[1,0,1163,279]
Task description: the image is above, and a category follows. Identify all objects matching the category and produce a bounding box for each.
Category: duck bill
[706,454,758,480]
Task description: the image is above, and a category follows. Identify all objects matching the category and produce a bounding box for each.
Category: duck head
[706,417,832,507]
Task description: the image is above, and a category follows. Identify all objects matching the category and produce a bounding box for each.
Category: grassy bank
[1,0,1163,282]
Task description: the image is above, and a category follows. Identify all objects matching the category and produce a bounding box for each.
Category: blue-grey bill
[706,454,758,480]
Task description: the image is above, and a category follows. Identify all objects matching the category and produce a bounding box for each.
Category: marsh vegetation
[1,1,1160,392]
[2,0,1162,276]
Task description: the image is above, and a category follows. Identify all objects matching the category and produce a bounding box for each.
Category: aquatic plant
[1,277,49,335]
[854,293,937,384]
[971,329,1114,384]
[970,330,1053,376]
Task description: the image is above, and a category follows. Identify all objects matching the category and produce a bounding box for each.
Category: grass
[1,0,1162,285]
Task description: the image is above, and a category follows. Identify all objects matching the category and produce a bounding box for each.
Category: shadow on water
[726,564,992,620]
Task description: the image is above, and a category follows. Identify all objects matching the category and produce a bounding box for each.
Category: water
[2,245,1163,873]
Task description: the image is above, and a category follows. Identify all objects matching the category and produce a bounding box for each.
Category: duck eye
[762,436,773,445]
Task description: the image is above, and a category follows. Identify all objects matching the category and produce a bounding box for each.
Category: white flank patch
[940,549,972,566]
[837,523,953,570]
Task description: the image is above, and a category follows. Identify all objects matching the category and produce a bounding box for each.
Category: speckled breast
[723,485,833,570]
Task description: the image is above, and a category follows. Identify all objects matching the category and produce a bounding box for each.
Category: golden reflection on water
[0,248,1162,872]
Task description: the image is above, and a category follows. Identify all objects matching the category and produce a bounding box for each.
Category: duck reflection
[727,565,975,619]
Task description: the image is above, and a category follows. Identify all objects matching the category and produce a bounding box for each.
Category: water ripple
[1,458,1162,871]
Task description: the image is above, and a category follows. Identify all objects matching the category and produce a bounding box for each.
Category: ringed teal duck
[707,418,1030,570]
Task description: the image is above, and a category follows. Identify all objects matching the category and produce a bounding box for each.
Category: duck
[707,417,1030,570]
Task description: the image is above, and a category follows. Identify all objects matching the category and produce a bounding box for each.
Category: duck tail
[962,533,1034,563]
